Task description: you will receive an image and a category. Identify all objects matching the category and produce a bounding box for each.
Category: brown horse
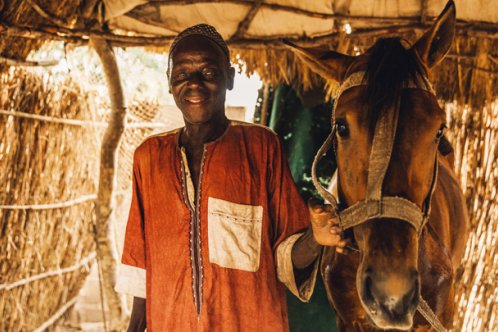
[287,1,468,331]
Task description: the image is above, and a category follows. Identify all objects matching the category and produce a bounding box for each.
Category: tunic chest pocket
[207,197,263,272]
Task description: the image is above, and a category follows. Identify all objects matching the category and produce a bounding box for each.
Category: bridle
[311,71,438,236]
[311,71,447,332]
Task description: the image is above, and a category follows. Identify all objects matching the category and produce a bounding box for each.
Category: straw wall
[113,100,165,257]
[0,68,101,331]
[446,100,498,332]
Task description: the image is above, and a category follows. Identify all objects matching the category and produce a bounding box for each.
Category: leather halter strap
[311,71,438,235]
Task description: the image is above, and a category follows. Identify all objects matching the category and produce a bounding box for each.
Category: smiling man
[116,24,346,332]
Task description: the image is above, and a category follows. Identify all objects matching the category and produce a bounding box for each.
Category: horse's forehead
[335,87,365,113]
[399,91,445,121]
[335,88,443,120]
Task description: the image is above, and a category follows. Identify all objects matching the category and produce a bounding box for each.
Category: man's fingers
[330,226,341,234]
[327,234,342,244]
[307,198,324,213]
[336,240,349,255]
[337,240,347,248]
[308,198,334,214]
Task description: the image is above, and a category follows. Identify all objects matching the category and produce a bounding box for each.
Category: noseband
[311,71,438,236]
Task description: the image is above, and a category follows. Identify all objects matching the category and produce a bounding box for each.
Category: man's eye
[202,69,216,78]
[173,72,187,81]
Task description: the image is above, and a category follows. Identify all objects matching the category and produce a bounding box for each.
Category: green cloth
[267,84,337,332]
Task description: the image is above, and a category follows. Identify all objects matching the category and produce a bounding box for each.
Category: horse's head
[287,1,456,330]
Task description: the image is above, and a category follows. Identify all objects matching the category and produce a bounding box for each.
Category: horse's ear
[283,40,355,82]
[412,0,456,68]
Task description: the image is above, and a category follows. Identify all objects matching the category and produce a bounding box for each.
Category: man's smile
[183,91,209,105]
[184,96,207,104]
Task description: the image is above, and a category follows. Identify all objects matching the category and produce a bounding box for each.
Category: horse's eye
[436,124,446,140]
[335,121,350,138]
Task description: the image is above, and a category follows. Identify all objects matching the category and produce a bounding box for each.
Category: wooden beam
[235,25,421,47]
[26,0,73,29]
[0,21,175,44]
[1,24,82,43]
[231,0,263,40]
[419,0,428,24]
[1,19,497,50]
[0,55,59,66]
[90,36,127,329]
[133,0,335,19]
[80,0,100,19]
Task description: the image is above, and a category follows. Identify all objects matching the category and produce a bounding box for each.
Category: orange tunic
[118,121,317,332]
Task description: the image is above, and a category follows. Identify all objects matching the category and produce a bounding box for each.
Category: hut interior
[0,1,497,331]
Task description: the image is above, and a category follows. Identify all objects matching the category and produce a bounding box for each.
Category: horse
[286,1,468,331]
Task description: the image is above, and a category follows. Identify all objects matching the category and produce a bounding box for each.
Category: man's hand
[128,297,146,332]
[308,199,347,253]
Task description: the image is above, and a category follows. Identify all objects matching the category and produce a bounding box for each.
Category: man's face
[169,35,235,125]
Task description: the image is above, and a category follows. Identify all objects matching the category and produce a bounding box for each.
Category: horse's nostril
[405,279,420,308]
[393,279,419,316]
[362,274,376,306]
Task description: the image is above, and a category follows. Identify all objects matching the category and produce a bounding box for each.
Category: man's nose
[186,72,204,86]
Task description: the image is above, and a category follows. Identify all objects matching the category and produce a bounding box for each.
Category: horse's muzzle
[360,267,420,330]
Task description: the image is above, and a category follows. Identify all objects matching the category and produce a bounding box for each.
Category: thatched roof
[0,1,82,69]
[1,1,497,96]
[103,0,498,41]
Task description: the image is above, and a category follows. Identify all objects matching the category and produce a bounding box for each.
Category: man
[116,24,345,332]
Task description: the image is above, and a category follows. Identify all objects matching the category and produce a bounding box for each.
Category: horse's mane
[363,38,427,119]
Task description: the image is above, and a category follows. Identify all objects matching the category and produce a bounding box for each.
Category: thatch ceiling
[0,0,83,68]
[0,0,497,105]
[104,0,498,44]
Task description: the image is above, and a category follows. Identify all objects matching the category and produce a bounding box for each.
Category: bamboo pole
[89,36,127,328]
[0,253,96,291]
[32,296,79,332]
[0,55,59,66]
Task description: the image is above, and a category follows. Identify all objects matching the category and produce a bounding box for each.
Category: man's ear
[227,67,235,90]
[167,72,172,94]
[412,0,456,68]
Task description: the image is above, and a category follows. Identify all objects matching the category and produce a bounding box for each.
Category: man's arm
[120,149,147,332]
[268,134,344,300]
[292,200,347,270]
[128,297,146,332]
[291,227,321,269]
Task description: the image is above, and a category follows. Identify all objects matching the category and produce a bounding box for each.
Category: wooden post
[90,36,127,328]
[260,84,270,125]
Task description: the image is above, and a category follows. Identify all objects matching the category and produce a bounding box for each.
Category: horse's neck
[418,223,453,279]
[434,152,469,265]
